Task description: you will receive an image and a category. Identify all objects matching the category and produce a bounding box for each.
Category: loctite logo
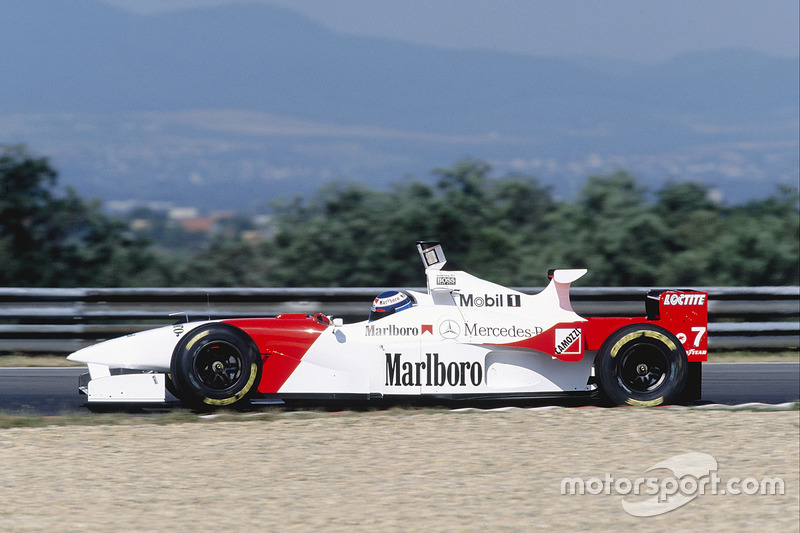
[385,353,483,387]
[456,293,522,307]
[662,293,706,306]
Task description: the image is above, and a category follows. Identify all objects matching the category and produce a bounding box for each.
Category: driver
[369,290,414,321]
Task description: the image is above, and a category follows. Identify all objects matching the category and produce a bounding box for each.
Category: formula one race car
[67,242,708,408]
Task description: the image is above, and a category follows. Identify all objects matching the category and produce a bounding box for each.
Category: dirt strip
[1,407,798,532]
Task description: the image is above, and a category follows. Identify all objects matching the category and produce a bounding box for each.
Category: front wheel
[596,324,687,406]
[170,324,262,408]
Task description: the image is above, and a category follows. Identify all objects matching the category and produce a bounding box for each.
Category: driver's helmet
[369,290,414,322]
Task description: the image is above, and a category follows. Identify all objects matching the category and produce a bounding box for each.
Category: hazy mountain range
[2,0,798,211]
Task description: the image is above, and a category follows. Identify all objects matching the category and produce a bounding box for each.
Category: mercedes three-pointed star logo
[439,319,460,339]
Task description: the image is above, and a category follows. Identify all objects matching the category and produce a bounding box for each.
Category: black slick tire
[170,323,262,408]
[596,324,688,407]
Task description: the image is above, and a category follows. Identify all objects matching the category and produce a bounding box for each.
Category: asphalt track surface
[0,363,797,416]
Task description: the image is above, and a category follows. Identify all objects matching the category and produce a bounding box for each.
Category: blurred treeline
[1,146,798,288]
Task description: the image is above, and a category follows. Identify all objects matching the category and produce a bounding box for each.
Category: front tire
[170,324,262,407]
[596,324,687,406]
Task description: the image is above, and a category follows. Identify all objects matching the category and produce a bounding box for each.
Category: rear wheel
[170,324,262,407]
[596,324,687,406]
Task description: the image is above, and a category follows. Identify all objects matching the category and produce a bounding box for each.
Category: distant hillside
[1,0,797,210]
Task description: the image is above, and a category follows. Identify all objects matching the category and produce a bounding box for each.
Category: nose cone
[66,324,188,372]
[67,337,116,364]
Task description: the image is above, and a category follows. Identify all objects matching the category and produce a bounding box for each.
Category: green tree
[6,148,795,289]
[185,238,277,287]
[542,171,671,286]
[706,187,799,285]
[0,145,167,287]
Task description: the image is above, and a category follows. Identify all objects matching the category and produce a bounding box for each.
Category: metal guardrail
[0,286,797,353]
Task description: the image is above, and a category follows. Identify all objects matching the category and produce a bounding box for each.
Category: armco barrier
[0,286,797,353]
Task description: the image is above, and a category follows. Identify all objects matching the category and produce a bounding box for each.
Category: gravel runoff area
[0,407,797,532]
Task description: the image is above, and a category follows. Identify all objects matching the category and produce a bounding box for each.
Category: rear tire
[596,324,687,406]
[170,324,262,408]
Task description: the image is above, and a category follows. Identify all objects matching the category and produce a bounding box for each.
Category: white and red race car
[67,242,708,408]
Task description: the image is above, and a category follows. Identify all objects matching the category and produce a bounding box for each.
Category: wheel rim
[618,342,668,392]
[193,341,243,391]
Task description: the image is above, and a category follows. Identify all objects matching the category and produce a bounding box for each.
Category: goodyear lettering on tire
[625,396,664,407]
[610,330,677,358]
[185,329,210,351]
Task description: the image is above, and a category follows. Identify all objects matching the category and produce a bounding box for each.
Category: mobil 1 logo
[456,293,522,308]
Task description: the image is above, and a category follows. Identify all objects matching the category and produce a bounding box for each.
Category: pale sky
[103,0,799,62]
